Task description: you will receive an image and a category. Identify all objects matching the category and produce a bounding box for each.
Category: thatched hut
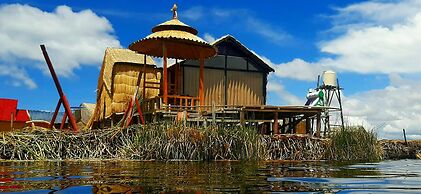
[87,48,161,127]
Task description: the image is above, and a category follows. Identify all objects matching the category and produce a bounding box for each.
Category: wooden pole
[316,112,321,137]
[163,43,168,105]
[175,59,179,95]
[40,45,78,132]
[199,52,205,106]
[50,99,62,129]
[273,112,279,134]
[240,110,245,127]
[60,111,67,130]
[403,129,407,145]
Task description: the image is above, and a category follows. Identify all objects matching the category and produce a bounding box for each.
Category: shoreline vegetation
[0,124,418,161]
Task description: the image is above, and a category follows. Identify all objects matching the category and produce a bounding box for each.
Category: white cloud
[332,0,421,27]
[261,0,421,139]
[262,57,327,81]
[180,6,204,21]
[0,4,121,88]
[321,13,421,74]
[0,65,36,89]
[203,33,216,43]
[267,79,302,105]
[343,74,421,139]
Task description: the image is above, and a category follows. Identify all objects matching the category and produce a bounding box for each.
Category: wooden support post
[50,99,62,129]
[163,43,168,105]
[40,45,78,132]
[212,101,216,125]
[316,113,321,137]
[273,112,279,134]
[240,110,245,127]
[60,111,67,130]
[403,129,408,145]
[175,59,179,95]
[135,99,145,125]
[199,53,205,107]
[306,118,311,134]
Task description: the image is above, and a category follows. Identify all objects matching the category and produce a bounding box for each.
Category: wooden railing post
[273,112,279,134]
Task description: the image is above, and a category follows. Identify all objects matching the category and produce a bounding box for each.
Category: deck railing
[142,95,200,113]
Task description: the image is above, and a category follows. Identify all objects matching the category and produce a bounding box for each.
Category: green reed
[327,126,383,161]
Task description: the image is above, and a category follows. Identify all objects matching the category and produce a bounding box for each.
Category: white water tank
[323,70,337,87]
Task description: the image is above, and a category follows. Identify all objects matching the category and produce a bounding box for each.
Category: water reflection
[0,160,419,193]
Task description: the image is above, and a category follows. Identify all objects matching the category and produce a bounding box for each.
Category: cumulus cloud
[267,78,302,105]
[266,0,421,80]
[0,4,121,88]
[260,0,421,139]
[0,65,36,89]
[261,56,327,81]
[343,74,421,139]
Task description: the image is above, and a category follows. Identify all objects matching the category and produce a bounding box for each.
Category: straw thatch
[129,5,217,59]
[86,48,161,128]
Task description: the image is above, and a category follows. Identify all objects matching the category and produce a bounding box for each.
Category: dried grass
[0,124,328,161]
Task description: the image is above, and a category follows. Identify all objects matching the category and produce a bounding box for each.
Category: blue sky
[1,0,421,139]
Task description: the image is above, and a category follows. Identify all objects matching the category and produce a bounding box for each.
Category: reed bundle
[0,124,328,161]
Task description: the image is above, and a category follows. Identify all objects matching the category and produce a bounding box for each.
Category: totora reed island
[0,1,421,193]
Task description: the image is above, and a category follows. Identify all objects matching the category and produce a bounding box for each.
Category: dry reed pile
[380,140,421,159]
[0,124,327,161]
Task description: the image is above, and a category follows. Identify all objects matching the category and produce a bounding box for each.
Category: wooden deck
[141,97,338,137]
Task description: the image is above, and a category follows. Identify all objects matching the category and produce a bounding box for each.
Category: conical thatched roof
[129,4,216,60]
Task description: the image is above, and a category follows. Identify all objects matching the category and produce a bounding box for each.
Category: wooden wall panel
[227,71,263,106]
[183,67,225,106]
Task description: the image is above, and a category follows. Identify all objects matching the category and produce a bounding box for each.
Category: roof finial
[171,4,178,19]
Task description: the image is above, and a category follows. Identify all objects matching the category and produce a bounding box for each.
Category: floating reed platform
[0,124,416,161]
[0,124,329,161]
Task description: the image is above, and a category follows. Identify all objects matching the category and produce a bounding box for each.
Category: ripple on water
[0,160,419,193]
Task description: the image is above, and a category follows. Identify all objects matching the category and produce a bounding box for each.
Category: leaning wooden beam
[40,45,78,132]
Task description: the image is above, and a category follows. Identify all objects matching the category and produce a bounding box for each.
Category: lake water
[0,159,420,193]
